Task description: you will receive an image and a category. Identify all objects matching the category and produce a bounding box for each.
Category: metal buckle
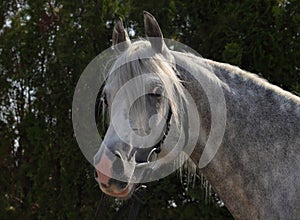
[147,147,158,163]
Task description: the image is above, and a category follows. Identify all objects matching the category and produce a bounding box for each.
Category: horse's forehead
[106,71,162,94]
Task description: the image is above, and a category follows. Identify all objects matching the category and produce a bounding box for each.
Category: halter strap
[146,106,172,163]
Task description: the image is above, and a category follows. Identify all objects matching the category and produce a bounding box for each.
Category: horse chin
[100,183,135,200]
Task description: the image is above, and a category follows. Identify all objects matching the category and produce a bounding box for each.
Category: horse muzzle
[94,168,135,199]
[94,150,135,199]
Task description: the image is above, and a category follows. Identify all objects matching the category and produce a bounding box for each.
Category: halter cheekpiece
[146,107,172,164]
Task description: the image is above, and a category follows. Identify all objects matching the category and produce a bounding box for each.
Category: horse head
[93,11,186,199]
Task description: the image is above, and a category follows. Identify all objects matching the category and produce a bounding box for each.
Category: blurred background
[0,0,299,219]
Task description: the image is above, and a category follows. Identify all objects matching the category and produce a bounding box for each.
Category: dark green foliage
[0,0,299,219]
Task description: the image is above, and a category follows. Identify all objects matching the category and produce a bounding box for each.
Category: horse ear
[112,18,131,53]
[143,11,164,53]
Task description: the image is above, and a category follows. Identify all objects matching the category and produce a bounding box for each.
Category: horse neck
[174,52,300,219]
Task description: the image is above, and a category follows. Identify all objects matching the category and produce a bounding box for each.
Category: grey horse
[94,11,300,220]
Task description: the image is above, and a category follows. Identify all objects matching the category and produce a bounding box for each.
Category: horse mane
[108,40,187,124]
